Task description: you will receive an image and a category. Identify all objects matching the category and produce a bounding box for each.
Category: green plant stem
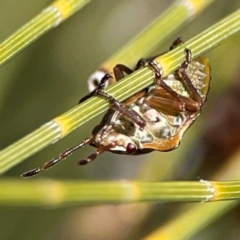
[0,0,91,66]
[144,145,240,240]
[1,179,240,206]
[101,0,213,71]
[0,68,154,174]
[1,8,240,174]
[155,8,240,74]
[125,9,240,237]
[144,201,236,240]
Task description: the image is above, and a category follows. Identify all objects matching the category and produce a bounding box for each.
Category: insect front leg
[79,74,113,103]
[80,63,135,104]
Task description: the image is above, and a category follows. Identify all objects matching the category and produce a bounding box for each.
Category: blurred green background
[1,0,240,239]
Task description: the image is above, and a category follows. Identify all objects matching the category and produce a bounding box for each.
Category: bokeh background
[1,0,240,239]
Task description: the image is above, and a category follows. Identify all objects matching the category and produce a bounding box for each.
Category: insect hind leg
[169,38,202,106]
[178,48,203,106]
[147,48,203,113]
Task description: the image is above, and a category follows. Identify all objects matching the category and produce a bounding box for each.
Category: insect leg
[146,94,202,113]
[79,74,113,103]
[113,64,133,81]
[178,49,203,107]
[84,72,147,129]
[145,96,186,112]
[81,71,146,128]
[169,37,184,50]
[148,48,203,112]
[148,60,186,106]
[135,58,148,69]
[94,89,146,129]
[21,137,92,178]
[147,88,200,112]
[80,63,134,103]
[134,37,184,75]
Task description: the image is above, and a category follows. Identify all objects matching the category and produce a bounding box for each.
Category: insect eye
[126,143,137,153]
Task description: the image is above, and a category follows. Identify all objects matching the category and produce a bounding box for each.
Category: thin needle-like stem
[0,0,91,66]
[101,0,214,72]
[1,179,240,206]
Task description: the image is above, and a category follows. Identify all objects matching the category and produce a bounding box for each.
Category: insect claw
[105,74,113,79]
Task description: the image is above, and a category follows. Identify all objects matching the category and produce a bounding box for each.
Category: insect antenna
[79,142,116,165]
[21,137,93,178]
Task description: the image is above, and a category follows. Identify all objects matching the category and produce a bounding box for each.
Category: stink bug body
[21,39,211,177]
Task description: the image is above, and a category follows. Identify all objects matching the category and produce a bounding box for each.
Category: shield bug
[21,39,211,177]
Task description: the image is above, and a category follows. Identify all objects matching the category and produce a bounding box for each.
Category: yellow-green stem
[1,179,240,206]
[101,0,213,71]
[0,0,91,65]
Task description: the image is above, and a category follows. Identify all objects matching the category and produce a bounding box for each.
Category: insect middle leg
[80,73,147,129]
